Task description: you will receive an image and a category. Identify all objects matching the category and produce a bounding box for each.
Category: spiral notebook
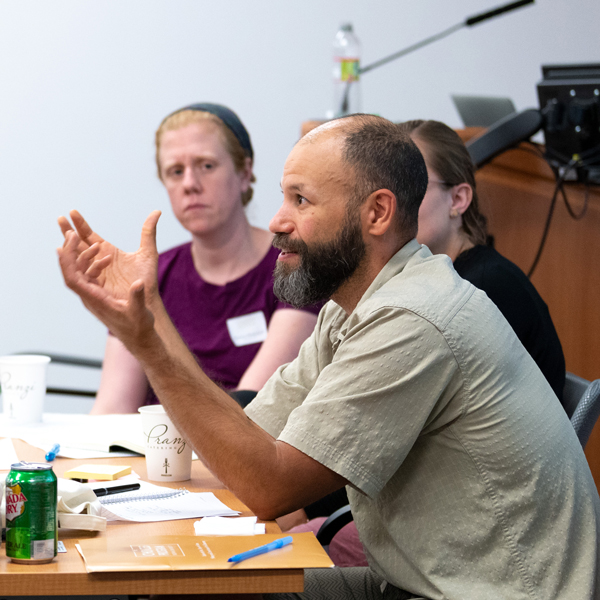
[97,482,239,523]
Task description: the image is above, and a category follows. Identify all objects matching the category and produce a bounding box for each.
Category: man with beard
[58,114,599,600]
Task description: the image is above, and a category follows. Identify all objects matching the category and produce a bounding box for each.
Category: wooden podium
[302,121,600,488]
[458,128,600,488]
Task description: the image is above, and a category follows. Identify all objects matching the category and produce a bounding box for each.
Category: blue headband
[166,103,253,160]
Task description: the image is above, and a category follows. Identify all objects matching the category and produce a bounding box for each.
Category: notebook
[97,480,239,523]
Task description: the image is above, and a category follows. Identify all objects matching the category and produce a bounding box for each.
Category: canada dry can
[5,461,57,564]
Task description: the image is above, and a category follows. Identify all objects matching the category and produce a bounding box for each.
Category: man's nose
[269,202,294,234]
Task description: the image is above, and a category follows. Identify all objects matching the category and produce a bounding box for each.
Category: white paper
[0,413,143,456]
[97,481,239,523]
[58,446,138,459]
[0,438,19,470]
[226,311,268,346]
[194,516,265,535]
[0,413,198,460]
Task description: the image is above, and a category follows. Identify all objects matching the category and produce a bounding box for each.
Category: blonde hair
[155,109,255,206]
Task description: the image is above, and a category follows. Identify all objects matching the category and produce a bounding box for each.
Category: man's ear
[363,189,397,237]
[451,183,473,216]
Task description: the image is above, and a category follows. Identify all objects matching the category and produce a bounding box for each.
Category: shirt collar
[354,238,423,312]
[336,238,424,339]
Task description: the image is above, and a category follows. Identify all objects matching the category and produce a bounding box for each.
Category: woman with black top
[400,118,566,402]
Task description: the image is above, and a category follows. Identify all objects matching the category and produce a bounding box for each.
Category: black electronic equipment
[537,63,600,181]
[466,64,600,184]
[464,63,599,279]
[466,108,543,168]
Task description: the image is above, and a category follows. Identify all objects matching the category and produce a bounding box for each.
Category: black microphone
[465,0,534,27]
[359,0,535,76]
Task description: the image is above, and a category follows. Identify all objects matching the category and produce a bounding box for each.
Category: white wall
[0,0,598,376]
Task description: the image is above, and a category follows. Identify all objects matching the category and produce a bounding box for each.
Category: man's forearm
[130,299,335,519]
[57,212,347,520]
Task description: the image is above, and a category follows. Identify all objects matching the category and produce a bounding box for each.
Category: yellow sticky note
[63,464,132,481]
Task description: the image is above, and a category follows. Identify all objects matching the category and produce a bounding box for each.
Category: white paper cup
[0,355,51,425]
[138,405,192,482]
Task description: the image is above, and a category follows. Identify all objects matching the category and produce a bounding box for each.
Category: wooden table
[1,439,304,596]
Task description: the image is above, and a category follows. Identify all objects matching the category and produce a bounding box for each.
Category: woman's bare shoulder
[251,226,275,256]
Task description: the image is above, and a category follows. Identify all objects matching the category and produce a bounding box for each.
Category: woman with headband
[89,103,320,413]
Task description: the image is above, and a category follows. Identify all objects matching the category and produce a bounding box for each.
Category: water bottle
[332,23,361,117]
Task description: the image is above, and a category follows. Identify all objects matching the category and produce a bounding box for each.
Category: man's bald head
[300,114,428,236]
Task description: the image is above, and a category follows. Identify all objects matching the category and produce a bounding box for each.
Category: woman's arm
[90,335,149,414]
[236,308,318,391]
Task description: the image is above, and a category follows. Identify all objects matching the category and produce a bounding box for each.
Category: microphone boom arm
[336,0,535,116]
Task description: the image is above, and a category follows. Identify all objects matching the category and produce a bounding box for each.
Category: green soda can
[5,461,57,564]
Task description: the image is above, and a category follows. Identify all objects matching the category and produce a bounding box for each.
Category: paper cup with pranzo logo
[0,355,51,425]
[138,405,192,482]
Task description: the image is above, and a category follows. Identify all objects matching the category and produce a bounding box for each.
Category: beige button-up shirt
[246,240,599,600]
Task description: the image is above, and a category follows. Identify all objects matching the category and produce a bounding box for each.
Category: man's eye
[202,162,214,170]
[297,196,308,205]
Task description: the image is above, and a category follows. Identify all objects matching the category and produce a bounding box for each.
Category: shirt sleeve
[276,307,462,498]
[244,313,325,438]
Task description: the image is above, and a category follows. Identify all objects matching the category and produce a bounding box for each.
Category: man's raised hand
[57,210,162,350]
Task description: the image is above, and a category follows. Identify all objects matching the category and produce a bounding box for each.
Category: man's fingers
[76,242,100,271]
[74,243,108,279]
[128,280,154,332]
[70,210,102,244]
[140,211,161,254]
[62,229,80,253]
[86,254,112,279]
[129,280,145,308]
[58,216,74,238]
[58,231,85,289]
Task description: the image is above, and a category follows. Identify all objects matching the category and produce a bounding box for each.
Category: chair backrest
[563,372,591,418]
[563,372,600,448]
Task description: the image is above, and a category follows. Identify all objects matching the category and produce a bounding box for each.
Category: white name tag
[226,311,268,347]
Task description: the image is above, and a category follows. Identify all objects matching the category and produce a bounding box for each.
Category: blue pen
[228,535,293,563]
[45,443,60,462]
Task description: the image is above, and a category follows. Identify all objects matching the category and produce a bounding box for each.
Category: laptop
[451,94,517,127]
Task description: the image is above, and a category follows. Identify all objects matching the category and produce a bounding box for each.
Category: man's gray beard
[273,260,322,309]
[272,210,366,309]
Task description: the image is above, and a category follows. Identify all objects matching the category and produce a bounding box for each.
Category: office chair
[563,372,600,448]
[563,371,591,418]
[316,371,600,546]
